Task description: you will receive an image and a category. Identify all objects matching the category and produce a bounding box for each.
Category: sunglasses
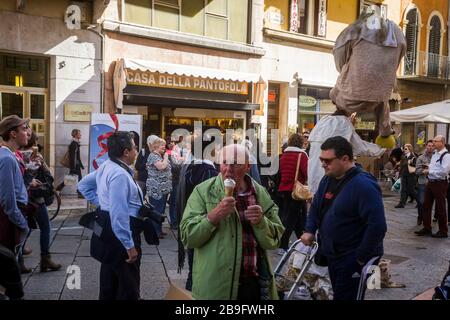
[319,156,337,165]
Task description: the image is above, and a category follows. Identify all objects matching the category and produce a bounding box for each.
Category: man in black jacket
[68,129,84,181]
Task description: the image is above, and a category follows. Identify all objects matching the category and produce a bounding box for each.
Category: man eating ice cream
[180,143,285,300]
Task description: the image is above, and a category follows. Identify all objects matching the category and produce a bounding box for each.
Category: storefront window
[297,85,332,133]
[30,94,45,119]
[0,92,24,118]
[0,53,48,88]
[124,0,249,43]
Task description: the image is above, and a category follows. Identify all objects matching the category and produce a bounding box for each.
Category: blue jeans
[34,203,51,256]
[149,194,168,235]
[417,184,426,221]
[169,187,177,228]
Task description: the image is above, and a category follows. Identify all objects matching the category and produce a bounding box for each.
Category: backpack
[437,151,449,165]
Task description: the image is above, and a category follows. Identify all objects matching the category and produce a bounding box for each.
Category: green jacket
[180,174,285,300]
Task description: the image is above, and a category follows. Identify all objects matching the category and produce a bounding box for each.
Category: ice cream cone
[224,178,236,197]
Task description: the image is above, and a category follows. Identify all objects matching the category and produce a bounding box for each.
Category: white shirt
[428,148,450,181]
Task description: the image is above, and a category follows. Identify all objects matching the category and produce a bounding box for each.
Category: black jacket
[135,147,150,182]
[69,140,84,172]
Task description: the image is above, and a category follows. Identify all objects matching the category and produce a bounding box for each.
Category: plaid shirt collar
[235,175,260,278]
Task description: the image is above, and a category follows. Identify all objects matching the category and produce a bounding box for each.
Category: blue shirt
[78,159,143,250]
[0,147,28,229]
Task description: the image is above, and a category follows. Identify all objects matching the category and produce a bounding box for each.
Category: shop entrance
[0,87,48,160]
[162,108,246,142]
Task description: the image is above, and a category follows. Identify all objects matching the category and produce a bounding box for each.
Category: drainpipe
[86,24,105,113]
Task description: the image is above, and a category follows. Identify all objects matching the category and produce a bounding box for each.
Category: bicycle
[47,190,61,221]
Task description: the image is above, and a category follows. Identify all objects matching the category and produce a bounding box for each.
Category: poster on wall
[89,113,142,172]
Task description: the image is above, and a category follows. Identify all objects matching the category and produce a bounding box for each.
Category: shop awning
[390,99,450,123]
[113,58,262,109]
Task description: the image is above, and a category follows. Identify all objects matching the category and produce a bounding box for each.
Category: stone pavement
[20,192,450,300]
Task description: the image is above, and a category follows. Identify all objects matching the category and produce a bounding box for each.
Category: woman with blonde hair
[146,137,172,238]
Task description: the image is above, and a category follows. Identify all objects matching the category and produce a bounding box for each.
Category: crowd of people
[383,136,450,238]
[3,113,448,301]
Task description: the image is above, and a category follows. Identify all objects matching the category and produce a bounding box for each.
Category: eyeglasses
[319,156,337,165]
[433,140,443,143]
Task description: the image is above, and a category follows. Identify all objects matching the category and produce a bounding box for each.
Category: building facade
[2,0,449,185]
[100,0,267,152]
[0,0,102,189]
[395,0,450,149]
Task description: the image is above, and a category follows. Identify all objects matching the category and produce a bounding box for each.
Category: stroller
[274,239,319,300]
[274,239,380,300]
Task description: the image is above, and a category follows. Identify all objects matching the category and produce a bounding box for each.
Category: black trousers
[99,254,141,300]
[280,192,306,250]
[399,174,417,205]
[185,248,194,291]
[237,276,260,300]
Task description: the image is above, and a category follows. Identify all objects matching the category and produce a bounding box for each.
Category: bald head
[219,144,250,187]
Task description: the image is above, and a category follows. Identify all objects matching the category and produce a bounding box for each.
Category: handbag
[79,208,98,230]
[407,163,416,174]
[60,149,70,168]
[291,152,312,201]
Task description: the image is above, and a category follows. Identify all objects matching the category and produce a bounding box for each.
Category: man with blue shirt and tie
[78,131,143,300]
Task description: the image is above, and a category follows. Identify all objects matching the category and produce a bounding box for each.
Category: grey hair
[435,135,446,144]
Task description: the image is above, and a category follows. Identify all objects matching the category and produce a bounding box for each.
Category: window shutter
[404,8,419,75]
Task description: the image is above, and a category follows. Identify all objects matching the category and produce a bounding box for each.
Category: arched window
[427,15,442,77]
[404,8,419,75]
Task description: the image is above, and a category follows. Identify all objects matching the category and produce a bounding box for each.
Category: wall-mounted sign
[126,70,249,95]
[317,0,327,37]
[299,95,317,108]
[289,0,299,32]
[64,104,93,122]
[266,10,284,26]
[355,119,376,130]
[268,89,277,103]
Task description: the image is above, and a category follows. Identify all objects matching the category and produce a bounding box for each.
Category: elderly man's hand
[244,205,263,225]
[207,197,236,225]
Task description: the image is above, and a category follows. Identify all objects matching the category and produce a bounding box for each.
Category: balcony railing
[403,51,450,81]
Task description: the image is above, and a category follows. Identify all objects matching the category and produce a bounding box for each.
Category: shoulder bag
[291,152,312,201]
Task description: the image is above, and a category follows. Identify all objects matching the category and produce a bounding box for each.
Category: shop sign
[266,10,284,26]
[289,0,299,32]
[64,104,92,122]
[317,0,327,37]
[268,89,277,103]
[299,95,317,108]
[126,70,248,95]
[355,120,376,130]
